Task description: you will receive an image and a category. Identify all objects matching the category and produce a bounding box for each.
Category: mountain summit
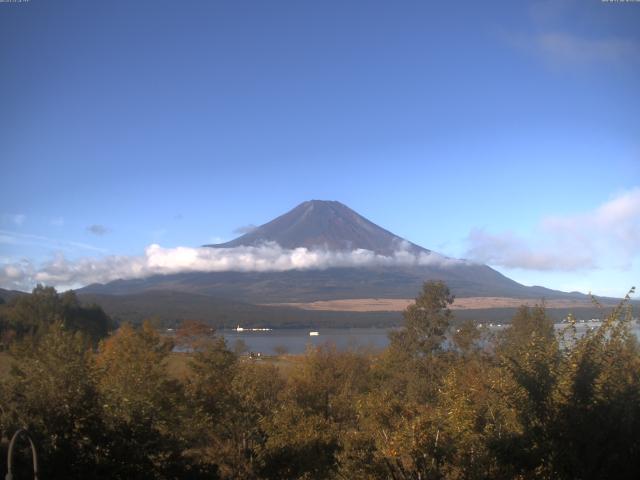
[78,200,589,325]
[206,200,427,255]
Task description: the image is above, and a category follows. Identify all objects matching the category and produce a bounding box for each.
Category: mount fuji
[76,200,593,326]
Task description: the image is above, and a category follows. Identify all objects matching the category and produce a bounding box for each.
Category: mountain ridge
[76,200,597,325]
[205,200,428,255]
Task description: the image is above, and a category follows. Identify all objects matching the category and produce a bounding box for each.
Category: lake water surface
[221,327,393,355]
[218,321,640,355]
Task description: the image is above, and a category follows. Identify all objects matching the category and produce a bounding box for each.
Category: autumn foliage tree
[0,324,104,478]
[93,322,192,478]
[1,282,639,480]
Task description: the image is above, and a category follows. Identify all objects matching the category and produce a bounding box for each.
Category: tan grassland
[267,297,610,312]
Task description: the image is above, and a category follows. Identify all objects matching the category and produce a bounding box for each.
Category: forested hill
[0,285,115,347]
[0,288,25,303]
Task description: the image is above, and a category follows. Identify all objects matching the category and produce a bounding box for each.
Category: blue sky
[1,0,639,296]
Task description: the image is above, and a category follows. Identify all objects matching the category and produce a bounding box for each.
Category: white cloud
[50,217,65,227]
[0,242,465,292]
[465,228,595,271]
[0,230,107,254]
[465,188,640,271]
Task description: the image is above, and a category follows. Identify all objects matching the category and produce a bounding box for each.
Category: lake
[216,321,640,355]
[220,327,394,355]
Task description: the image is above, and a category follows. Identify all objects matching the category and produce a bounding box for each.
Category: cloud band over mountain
[0,242,464,291]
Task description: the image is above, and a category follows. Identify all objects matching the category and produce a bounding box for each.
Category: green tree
[389,280,454,358]
[384,280,455,403]
[6,285,62,338]
[3,285,114,344]
[491,304,561,478]
[550,290,640,479]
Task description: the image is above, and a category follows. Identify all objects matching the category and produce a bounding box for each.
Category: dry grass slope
[266,296,616,312]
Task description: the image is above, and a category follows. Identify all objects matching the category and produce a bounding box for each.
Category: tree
[452,319,483,358]
[230,362,285,478]
[390,280,455,358]
[0,323,105,478]
[384,280,455,402]
[491,304,561,477]
[175,319,216,351]
[94,322,193,479]
[260,345,372,480]
[3,285,114,344]
[182,336,238,478]
[6,285,62,338]
[62,296,115,343]
[550,289,640,479]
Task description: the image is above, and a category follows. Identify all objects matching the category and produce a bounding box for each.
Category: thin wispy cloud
[0,230,107,254]
[0,242,465,291]
[465,229,595,271]
[70,241,109,251]
[233,224,257,235]
[87,224,109,236]
[1,214,26,226]
[507,30,640,68]
[465,188,640,272]
[0,234,17,245]
[505,1,640,68]
[50,217,65,227]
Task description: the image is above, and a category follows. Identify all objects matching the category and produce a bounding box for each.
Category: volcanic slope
[206,200,426,255]
[79,200,584,305]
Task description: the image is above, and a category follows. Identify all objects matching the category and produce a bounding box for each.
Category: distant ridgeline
[1,282,634,337]
[74,288,633,329]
